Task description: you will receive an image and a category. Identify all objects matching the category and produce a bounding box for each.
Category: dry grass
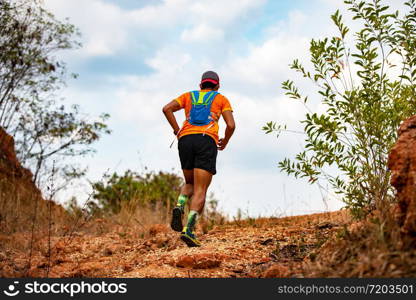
[0,171,74,277]
[303,205,416,277]
[0,175,66,233]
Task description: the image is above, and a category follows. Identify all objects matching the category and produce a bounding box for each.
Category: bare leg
[180,168,212,246]
[180,169,194,198]
[172,169,195,232]
[190,168,213,214]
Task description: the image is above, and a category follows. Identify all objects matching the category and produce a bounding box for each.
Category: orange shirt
[175,89,233,144]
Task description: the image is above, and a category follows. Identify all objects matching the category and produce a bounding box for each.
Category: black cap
[201,71,220,84]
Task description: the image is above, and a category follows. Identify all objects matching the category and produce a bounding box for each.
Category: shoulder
[215,92,229,102]
[175,91,191,100]
[214,93,233,112]
[215,93,231,105]
[175,92,192,106]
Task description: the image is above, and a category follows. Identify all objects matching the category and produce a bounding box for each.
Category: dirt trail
[1,211,350,278]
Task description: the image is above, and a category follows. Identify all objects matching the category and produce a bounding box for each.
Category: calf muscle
[190,168,213,213]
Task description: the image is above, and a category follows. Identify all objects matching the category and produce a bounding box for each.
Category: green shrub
[264,0,416,217]
[90,170,182,215]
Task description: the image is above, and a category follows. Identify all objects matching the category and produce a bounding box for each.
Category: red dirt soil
[0,211,349,278]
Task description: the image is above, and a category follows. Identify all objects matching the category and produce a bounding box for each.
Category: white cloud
[146,48,192,74]
[44,0,266,59]
[181,24,224,43]
[222,35,310,90]
[44,0,128,56]
[187,0,266,24]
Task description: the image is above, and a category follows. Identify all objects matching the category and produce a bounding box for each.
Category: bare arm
[162,100,182,135]
[218,110,235,151]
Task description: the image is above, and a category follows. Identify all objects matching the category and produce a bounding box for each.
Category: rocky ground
[0,210,350,278]
[3,115,416,278]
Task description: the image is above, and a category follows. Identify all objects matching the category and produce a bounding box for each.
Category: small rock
[316,222,334,230]
[123,264,133,272]
[144,241,152,247]
[232,266,244,273]
[103,245,119,256]
[53,256,66,265]
[262,264,290,278]
[176,253,223,269]
[103,248,112,256]
[167,243,178,251]
[260,238,274,245]
[176,255,194,268]
[155,235,169,248]
[148,224,168,236]
[258,257,272,264]
[77,261,105,277]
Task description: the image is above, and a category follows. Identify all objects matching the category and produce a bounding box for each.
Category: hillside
[0,127,67,234]
[2,115,416,278]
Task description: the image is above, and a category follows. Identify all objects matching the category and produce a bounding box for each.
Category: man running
[162,71,235,247]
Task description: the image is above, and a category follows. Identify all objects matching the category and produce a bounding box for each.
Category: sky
[41,0,353,218]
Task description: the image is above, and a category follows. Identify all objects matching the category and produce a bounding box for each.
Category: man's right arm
[218,110,235,151]
[162,100,182,135]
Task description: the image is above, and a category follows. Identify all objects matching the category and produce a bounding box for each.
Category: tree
[264,0,416,217]
[14,101,110,188]
[0,0,76,127]
[0,0,111,190]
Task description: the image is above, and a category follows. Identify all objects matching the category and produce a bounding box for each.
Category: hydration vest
[188,90,218,126]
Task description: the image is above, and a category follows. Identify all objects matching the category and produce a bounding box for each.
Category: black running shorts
[178,134,218,175]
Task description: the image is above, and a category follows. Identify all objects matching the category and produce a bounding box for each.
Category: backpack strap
[204,91,217,105]
[190,91,218,105]
[202,91,219,135]
[190,91,199,105]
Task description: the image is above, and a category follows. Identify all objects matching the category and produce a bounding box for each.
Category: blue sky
[44,0,348,217]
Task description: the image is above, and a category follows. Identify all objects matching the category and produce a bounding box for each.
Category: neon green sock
[186,210,198,232]
[177,194,188,207]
